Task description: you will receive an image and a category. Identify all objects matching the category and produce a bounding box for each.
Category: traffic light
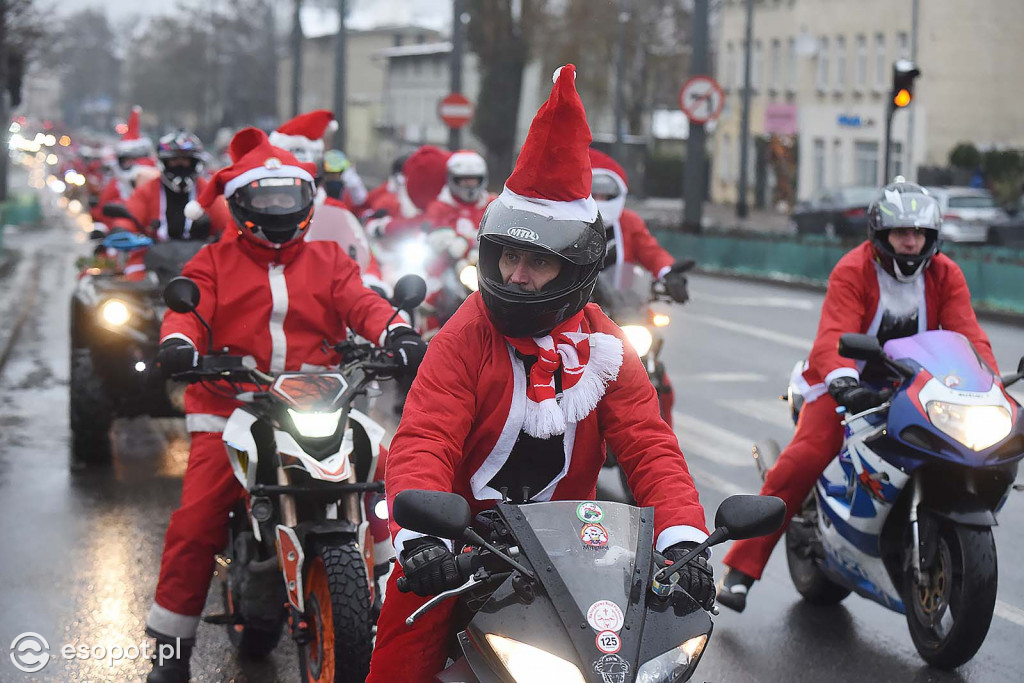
[891,59,921,109]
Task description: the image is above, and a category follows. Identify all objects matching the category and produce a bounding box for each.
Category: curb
[0,251,41,377]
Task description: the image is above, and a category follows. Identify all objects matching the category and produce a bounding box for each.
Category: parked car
[925,186,1007,244]
[790,186,879,238]
[987,194,1024,248]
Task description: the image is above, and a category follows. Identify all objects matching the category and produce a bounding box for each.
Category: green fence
[654,230,1024,316]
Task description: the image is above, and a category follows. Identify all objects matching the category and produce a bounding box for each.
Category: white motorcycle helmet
[446,150,487,204]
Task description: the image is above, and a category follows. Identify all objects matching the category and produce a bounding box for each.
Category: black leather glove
[399,537,460,597]
[386,327,427,377]
[156,339,198,377]
[828,376,890,414]
[662,261,694,304]
[663,541,716,611]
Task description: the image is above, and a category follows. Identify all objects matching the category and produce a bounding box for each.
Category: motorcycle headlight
[484,634,585,683]
[651,313,671,328]
[399,238,429,274]
[101,299,131,326]
[288,408,343,439]
[926,402,1012,451]
[459,264,479,292]
[373,499,389,520]
[622,324,653,358]
[636,634,707,683]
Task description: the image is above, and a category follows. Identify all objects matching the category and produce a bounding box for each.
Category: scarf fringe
[521,333,624,439]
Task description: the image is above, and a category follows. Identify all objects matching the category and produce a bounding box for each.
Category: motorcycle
[163,273,427,683]
[392,489,785,683]
[757,330,1024,668]
[69,204,205,463]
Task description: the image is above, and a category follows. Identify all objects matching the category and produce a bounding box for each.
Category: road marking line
[996,600,1024,628]
[717,398,795,431]
[671,372,770,383]
[684,312,812,352]
[692,292,816,310]
[674,412,754,467]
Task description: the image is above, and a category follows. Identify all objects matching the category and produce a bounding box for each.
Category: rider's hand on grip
[386,327,428,386]
[399,538,461,597]
[156,339,198,377]
[663,541,716,611]
[827,376,891,415]
[662,261,693,304]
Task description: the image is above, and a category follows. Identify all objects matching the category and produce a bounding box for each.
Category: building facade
[712,0,1024,205]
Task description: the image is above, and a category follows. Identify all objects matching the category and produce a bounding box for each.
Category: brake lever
[405,574,482,626]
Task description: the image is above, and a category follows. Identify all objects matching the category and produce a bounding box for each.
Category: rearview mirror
[714,494,786,541]
[101,203,133,220]
[393,489,472,540]
[391,274,427,311]
[838,333,883,361]
[164,276,201,314]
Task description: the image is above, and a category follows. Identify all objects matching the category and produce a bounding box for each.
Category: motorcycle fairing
[275,525,305,611]
[275,429,353,482]
[223,409,260,491]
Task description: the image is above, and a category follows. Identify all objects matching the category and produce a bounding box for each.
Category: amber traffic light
[893,89,912,107]
[890,60,920,110]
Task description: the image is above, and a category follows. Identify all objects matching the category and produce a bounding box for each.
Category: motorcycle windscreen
[594,264,650,322]
[884,330,994,392]
[271,372,349,411]
[305,204,371,270]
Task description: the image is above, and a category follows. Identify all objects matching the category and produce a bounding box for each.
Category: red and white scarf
[506,311,624,439]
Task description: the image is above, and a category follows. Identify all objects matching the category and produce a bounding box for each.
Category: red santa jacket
[798,241,997,400]
[385,293,708,555]
[92,177,129,223]
[608,208,675,278]
[114,176,232,240]
[161,235,404,432]
[422,187,496,240]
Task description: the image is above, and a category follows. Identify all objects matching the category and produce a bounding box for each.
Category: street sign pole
[448,0,466,150]
[682,0,710,233]
[736,0,754,218]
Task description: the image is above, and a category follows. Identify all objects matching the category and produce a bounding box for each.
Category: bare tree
[0,0,46,199]
[47,10,121,130]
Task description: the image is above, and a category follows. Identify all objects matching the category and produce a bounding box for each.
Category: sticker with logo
[506,226,539,242]
[587,600,624,632]
[593,653,630,683]
[580,523,609,549]
[595,630,621,654]
[577,502,604,523]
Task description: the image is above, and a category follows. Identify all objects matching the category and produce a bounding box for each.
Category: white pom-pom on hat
[327,119,339,133]
[552,65,577,84]
[184,200,205,221]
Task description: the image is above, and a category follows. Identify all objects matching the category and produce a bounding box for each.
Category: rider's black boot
[145,634,193,683]
[716,567,755,613]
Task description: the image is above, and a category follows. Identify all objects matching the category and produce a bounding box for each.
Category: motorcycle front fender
[920,499,998,527]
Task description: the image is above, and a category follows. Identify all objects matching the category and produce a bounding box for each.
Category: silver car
[925,186,1008,244]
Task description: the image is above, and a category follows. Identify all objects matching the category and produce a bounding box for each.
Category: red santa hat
[116,105,154,157]
[268,109,338,162]
[402,145,451,210]
[497,64,598,222]
[184,127,317,221]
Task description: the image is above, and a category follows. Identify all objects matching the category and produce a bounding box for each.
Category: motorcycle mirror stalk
[163,276,215,354]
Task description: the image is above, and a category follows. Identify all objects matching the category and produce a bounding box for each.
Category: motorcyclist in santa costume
[144,127,427,683]
[364,144,451,238]
[91,105,156,225]
[716,179,998,612]
[367,64,713,683]
[361,151,411,220]
[423,149,496,238]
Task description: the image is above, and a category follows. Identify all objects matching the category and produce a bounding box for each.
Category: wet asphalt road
[1,207,1022,682]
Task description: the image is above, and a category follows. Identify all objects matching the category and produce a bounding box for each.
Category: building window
[891,141,904,179]
[813,138,826,192]
[725,42,735,88]
[753,40,764,90]
[835,35,846,89]
[770,39,780,90]
[855,35,867,88]
[874,33,886,87]
[786,37,797,89]
[854,140,880,186]
[897,32,909,59]
[832,139,843,186]
[816,36,829,90]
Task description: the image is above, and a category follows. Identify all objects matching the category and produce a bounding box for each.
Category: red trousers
[153,431,245,625]
[367,566,457,683]
[723,394,844,579]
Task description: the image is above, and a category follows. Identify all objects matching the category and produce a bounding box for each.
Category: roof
[375,41,452,59]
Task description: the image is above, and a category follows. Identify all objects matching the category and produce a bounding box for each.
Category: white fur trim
[393,528,453,559]
[185,413,228,433]
[656,265,672,279]
[378,323,412,346]
[470,345,528,501]
[498,186,598,223]
[825,367,860,387]
[183,200,204,220]
[655,525,710,553]
[223,164,315,199]
[146,603,200,640]
[269,130,325,155]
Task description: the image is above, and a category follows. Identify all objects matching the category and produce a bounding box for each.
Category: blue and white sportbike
[756,330,1024,669]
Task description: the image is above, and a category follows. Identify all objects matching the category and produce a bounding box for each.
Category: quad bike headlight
[636,634,707,683]
[622,324,653,358]
[484,634,585,683]
[925,401,1012,451]
[100,299,131,326]
[459,264,479,292]
[288,408,343,439]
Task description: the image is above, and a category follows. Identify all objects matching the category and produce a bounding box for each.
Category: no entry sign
[679,76,725,125]
[438,93,474,129]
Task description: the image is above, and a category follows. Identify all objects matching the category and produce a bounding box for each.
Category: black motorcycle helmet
[477,197,606,338]
[867,177,942,282]
[228,177,315,247]
[157,131,205,194]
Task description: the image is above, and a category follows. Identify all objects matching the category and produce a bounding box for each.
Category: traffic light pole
[883,100,894,182]
[448,0,466,151]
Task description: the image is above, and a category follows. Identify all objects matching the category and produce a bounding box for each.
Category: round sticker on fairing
[595,630,621,654]
[587,600,624,632]
[576,501,604,523]
[580,523,609,549]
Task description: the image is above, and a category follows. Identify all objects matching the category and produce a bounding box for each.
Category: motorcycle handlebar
[396,548,481,594]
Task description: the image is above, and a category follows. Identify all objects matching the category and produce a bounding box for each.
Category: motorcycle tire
[69,348,113,463]
[786,502,851,605]
[223,558,286,658]
[903,523,997,669]
[301,541,373,683]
